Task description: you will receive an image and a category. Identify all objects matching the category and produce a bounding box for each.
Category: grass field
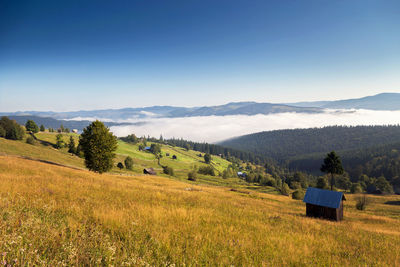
[0,155,399,266]
[0,132,271,191]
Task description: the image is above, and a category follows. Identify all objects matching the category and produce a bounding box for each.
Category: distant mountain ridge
[286,93,400,110]
[0,102,323,120]
[1,92,399,120]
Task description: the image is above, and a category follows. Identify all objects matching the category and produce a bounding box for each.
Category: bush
[117,162,124,170]
[40,125,45,132]
[0,116,25,140]
[26,136,36,145]
[25,120,39,133]
[188,170,197,181]
[124,156,134,170]
[163,166,174,176]
[0,125,5,138]
[350,183,363,194]
[121,134,139,144]
[172,155,177,160]
[204,153,211,164]
[55,134,65,149]
[316,177,329,189]
[375,176,394,194]
[292,189,305,200]
[150,143,161,155]
[281,183,290,196]
[68,136,76,154]
[356,195,368,211]
[198,166,215,176]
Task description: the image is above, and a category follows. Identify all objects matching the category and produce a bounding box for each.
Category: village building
[143,168,156,175]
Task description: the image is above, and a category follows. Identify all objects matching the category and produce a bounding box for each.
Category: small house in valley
[143,168,156,175]
[303,187,346,221]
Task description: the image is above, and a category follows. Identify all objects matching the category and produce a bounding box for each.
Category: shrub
[68,136,76,154]
[75,143,84,158]
[25,120,39,133]
[292,189,305,200]
[0,116,24,140]
[188,170,197,181]
[172,155,177,160]
[26,136,36,145]
[124,156,134,170]
[150,143,161,155]
[40,125,45,132]
[350,183,363,194]
[316,177,329,189]
[121,134,139,144]
[204,153,211,164]
[356,195,368,211]
[198,166,215,176]
[163,166,174,176]
[55,134,65,149]
[184,143,191,151]
[375,176,394,194]
[281,183,290,196]
[0,125,5,138]
[117,162,124,170]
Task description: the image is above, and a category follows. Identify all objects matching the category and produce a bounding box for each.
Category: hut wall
[306,203,342,221]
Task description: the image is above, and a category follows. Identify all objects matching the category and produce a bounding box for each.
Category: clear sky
[1,0,399,112]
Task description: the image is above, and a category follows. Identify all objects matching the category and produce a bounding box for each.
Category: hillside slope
[0,156,399,265]
[220,126,400,162]
[0,131,253,189]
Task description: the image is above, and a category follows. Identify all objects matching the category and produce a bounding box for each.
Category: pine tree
[55,134,64,149]
[321,151,344,190]
[68,136,76,154]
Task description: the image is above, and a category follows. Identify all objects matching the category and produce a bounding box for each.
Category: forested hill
[219,126,400,162]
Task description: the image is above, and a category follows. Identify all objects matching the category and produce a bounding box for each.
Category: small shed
[303,187,346,221]
[237,172,247,178]
[143,168,156,175]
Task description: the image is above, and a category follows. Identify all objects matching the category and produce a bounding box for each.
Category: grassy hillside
[0,133,84,169]
[0,132,262,190]
[0,155,399,265]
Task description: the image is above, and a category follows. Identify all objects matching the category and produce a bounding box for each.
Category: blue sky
[1,0,399,112]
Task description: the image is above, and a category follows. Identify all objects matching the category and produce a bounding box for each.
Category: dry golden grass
[0,155,399,266]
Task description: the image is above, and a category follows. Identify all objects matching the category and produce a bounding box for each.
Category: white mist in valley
[109,109,400,143]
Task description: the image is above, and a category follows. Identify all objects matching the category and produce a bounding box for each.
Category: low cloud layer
[109,109,400,143]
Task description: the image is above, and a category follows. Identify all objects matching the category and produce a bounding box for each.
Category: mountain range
[1,92,399,121]
[286,92,400,110]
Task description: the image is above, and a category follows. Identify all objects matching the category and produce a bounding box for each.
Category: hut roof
[303,187,345,209]
[143,168,156,175]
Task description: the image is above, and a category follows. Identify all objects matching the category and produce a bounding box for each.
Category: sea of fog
[96,109,400,143]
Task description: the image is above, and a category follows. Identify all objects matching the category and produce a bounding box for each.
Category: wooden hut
[303,187,346,221]
[143,168,156,175]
